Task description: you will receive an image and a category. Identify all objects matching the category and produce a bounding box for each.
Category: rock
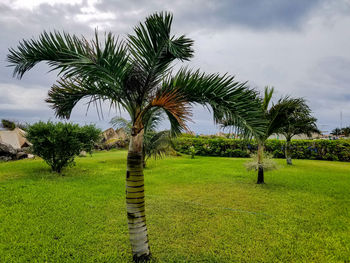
[0,142,17,156]
[16,152,28,160]
[0,156,12,162]
[102,128,118,142]
[79,151,87,157]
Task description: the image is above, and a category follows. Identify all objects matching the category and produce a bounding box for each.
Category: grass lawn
[0,150,349,262]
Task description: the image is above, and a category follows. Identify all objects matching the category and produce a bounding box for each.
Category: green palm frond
[143,130,172,162]
[46,76,130,118]
[8,30,130,119]
[143,108,163,133]
[277,99,320,139]
[8,30,128,82]
[262,86,274,111]
[265,97,306,139]
[110,116,132,134]
[163,68,266,137]
[128,12,194,92]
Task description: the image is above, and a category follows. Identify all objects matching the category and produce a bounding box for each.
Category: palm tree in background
[8,12,265,262]
[222,87,304,184]
[278,100,320,165]
[110,112,171,167]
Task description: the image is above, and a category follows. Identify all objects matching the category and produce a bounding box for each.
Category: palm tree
[110,112,170,167]
[331,128,341,136]
[278,100,319,165]
[110,116,133,134]
[7,12,265,261]
[342,127,350,137]
[143,130,171,167]
[222,87,303,184]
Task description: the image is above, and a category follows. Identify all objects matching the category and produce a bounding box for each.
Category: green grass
[0,150,349,262]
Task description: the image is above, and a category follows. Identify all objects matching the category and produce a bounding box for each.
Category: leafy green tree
[8,12,265,261]
[1,119,16,130]
[277,100,320,165]
[26,121,101,173]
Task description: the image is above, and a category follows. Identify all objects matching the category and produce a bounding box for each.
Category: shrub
[172,136,350,162]
[26,121,101,173]
[189,146,196,159]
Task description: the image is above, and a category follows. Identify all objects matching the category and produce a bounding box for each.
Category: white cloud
[4,0,83,10]
[0,84,47,110]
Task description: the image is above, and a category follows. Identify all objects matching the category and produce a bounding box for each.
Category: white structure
[0,128,30,149]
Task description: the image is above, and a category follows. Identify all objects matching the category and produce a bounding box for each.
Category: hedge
[172,137,350,162]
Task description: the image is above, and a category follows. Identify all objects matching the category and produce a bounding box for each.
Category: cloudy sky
[0,0,349,134]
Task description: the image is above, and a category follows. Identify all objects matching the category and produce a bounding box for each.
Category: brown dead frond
[151,89,192,131]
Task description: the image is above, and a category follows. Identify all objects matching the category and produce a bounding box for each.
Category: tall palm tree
[8,12,265,261]
[278,100,319,165]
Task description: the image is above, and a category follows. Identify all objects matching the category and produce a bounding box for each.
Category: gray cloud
[94,0,326,31]
[1,0,350,134]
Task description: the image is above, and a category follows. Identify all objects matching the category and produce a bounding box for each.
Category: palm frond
[143,130,172,162]
[262,86,274,111]
[8,31,131,119]
[162,67,266,137]
[149,87,192,133]
[8,30,129,82]
[277,99,320,139]
[110,116,132,134]
[46,76,131,119]
[265,97,306,138]
[127,12,194,93]
[142,108,164,133]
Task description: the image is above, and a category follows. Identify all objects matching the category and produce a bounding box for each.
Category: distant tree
[26,122,101,173]
[110,116,132,135]
[254,87,305,184]
[331,128,342,136]
[110,111,171,167]
[331,126,350,137]
[1,119,16,130]
[222,86,304,184]
[278,100,320,165]
[342,127,350,137]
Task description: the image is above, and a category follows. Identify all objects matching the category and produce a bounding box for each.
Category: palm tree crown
[8,12,264,136]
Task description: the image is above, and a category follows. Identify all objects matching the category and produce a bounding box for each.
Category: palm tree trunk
[142,147,146,168]
[126,128,151,262]
[257,142,264,184]
[285,137,292,165]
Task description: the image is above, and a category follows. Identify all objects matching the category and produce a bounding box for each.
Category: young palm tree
[8,12,265,261]
[222,87,303,184]
[110,112,170,167]
[278,100,319,165]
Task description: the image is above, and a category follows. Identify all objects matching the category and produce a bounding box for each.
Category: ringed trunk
[285,138,292,165]
[257,142,264,184]
[126,128,151,262]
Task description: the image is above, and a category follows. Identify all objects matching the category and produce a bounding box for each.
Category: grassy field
[0,150,349,262]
